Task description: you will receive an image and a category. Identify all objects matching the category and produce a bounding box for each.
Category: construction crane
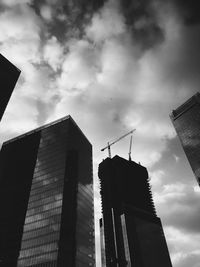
[128,135,133,161]
[101,129,136,158]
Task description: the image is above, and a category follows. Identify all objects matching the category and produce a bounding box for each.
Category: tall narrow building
[0,115,95,267]
[99,219,106,267]
[99,155,172,267]
[170,92,200,186]
[0,53,20,120]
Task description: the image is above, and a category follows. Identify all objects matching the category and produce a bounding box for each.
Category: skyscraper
[0,115,95,267]
[99,219,106,267]
[170,92,200,186]
[99,155,172,267]
[0,53,20,121]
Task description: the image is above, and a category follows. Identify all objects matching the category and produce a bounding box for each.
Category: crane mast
[101,129,136,158]
[128,135,133,161]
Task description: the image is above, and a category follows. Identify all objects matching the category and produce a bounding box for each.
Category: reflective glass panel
[17,125,67,266]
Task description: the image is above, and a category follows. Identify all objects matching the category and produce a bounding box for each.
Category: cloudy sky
[1,0,200,266]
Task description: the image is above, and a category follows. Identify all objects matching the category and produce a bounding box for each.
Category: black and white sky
[1,0,200,266]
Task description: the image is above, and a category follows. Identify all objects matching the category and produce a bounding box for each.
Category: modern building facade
[0,53,20,120]
[98,155,172,267]
[0,115,95,267]
[99,219,106,267]
[170,92,200,186]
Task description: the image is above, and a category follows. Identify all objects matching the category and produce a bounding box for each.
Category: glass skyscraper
[99,219,106,267]
[99,155,172,267]
[0,53,20,121]
[170,92,200,186]
[0,115,95,267]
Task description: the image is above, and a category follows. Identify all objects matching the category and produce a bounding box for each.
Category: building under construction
[99,155,172,267]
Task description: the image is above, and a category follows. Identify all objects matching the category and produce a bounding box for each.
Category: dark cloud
[31,0,106,41]
[119,0,164,49]
[169,0,200,25]
[164,193,200,233]
[158,25,200,95]
[31,0,165,49]
[120,0,200,27]
[151,136,196,185]
[2,1,200,266]
[114,0,200,57]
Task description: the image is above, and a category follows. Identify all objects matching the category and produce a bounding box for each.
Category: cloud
[118,0,165,49]
[40,5,53,21]
[151,136,197,187]
[0,4,41,43]
[150,169,165,188]
[0,91,38,139]
[165,0,200,25]
[0,4,63,140]
[43,36,64,71]
[0,4,43,133]
[1,1,200,266]
[0,0,32,6]
[86,0,126,43]
[46,0,199,172]
[154,183,200,233]
[164,227,200,267]
[57,39,99,93]
[175,253,200,267]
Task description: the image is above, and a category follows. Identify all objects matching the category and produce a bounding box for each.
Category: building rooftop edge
[170,92,200,120]
[101,155,147,169]
[0,53,21,73]
[4,115,91,146]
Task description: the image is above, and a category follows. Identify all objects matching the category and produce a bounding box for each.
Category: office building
[0,53,20,120]
[0,115,95,267]
[170,92,200,186]
[99,155,172,267]
[100,219,106,267]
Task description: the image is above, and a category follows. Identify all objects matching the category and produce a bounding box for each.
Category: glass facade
[75,183,94,266]
[58,117,95,266]
[0,116,95,266]
[99,219,106,267]
[0,132,40,266]
[17,125,67,267]
[170,93,200,186]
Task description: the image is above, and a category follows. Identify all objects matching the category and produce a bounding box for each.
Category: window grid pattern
[172,103,200,185]
[75,182,95,266]
[17,127,67,267]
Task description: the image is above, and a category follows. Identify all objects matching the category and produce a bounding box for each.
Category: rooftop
[0,53,21,73]
[170,92,200,120]
[4,115,91,145]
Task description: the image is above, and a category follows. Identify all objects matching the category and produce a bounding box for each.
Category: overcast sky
[1,0,200,266]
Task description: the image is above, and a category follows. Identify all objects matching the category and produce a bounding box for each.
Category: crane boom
[101,129,136,158]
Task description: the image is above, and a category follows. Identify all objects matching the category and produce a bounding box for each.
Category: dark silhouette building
[170,92,200,186]
[99,155,172,267]
[100,218,106,267]
[0,115,95,267]
[0,53,20,121]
